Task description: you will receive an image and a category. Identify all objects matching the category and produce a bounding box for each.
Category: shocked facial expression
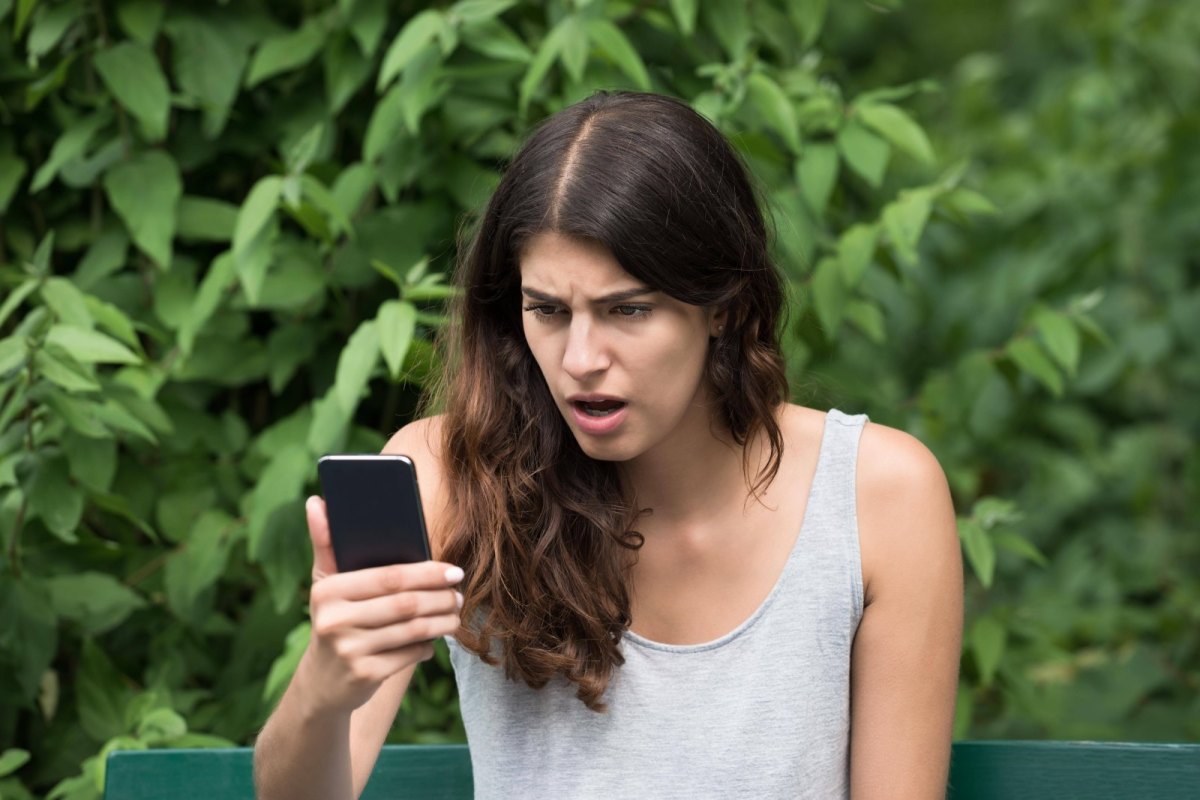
[519,233,724,463]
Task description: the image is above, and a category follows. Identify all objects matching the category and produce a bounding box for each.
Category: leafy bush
[0,0,1195,797]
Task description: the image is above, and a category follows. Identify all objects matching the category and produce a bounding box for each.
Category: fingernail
[444,566,464,583]
[455,591,464,609]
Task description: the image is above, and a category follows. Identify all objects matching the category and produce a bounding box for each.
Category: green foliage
[0,0,1195,795]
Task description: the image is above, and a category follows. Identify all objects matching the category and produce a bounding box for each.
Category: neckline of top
[622,408,851,654]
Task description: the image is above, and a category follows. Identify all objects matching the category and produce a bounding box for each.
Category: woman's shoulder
[849,414,958,606]
[382,415,451,552]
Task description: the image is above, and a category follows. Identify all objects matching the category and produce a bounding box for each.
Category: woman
[254,92,962,799]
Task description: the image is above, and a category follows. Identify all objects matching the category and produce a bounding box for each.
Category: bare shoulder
[855,421,960,605]
[382,415,451,556]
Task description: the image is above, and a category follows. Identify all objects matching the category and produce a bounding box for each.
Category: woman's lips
[568,400,629,436]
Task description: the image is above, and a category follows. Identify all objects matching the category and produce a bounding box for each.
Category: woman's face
[519,233,723,463]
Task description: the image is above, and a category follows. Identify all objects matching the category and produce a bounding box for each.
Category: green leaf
[179,252,236,355]
[246,444,310,560]
[796,142,837,216]
[35,348,100,392]
[451,0,517,22]
[0,577,58,702]
[26,455,84,542]
[13,0,40,38]
[836,122,889,188]
[347,0,388,55]
[332,162,375,219]
[943,187,998,217]
[746,72,800,154]
[335,320,380,413]
[165,511,236,625]
[810,256,846,339]
[46,572,146,635]
[40,277,93,327]
[845,299,885,344]
[102,150,181,268]
[970,615,1006,688]
[83,295,139,349]
[41,390,108,438]
[548,16,587,85]
[586,19,651,91]
[26,0,81,63]
[116,0,164,44]
[233,177,282,305]
[856,102,934,164]
[993,530,1047,567]
[262,621,310,708]
[836,223,878,288]
[46,325,139,364]
[460,17,532,62]
[669,0,698,35]
[1006,337,1064,396]
[76,639,131,742]
[785,0,828,48]
[0,279,37,329]
[300,174,352,236]
[74,228,129,290]
[377,300,417,378]
[0,335,26,376]
[1034,307,1081,376]
[378,9,445,91]
[0,151,26,214]
[881,189,932,268]
[94,41,171,141]
[0,749,31,777]
[64,430,117,493]
[519,19,567,111]
[307,389,352,455]
[286,122,325,175]
[136,708,187,746]
[177,196,238,242]
[245,17,328,88]
[957,517,995,588]
[30,109,112,193]
[165,14,248,138]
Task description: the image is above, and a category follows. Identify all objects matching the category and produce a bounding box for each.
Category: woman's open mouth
[567,396,629,435]
[574,399,626,417]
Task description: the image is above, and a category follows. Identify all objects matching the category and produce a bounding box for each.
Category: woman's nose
[562,318,609,380]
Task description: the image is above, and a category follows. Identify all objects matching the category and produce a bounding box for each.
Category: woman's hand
[297,495,463,717]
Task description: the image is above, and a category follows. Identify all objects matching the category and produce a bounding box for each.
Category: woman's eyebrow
[521,286,656,305]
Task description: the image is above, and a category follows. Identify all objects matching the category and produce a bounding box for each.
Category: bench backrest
[104,741,1200,799]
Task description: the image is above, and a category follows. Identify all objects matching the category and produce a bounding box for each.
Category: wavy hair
[433,92,788,710]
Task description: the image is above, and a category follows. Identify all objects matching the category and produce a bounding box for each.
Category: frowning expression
[519,233,723,463]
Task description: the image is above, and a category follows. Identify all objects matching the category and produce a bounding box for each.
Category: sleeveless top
[446,409,868,799]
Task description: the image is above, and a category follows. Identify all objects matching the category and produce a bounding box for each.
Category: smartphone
[317,454,432,572]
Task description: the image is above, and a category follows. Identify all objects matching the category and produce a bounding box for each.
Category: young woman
[254,92,962,799]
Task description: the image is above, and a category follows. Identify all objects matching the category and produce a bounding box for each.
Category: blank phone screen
[318,455,431,571]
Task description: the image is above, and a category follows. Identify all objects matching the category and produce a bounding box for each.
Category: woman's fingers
[315,588,461,631]
[312,560,463,604]
[305,496,339,580]
[331,613,461,661]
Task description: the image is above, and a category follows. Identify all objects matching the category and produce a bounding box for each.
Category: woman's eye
[613,305,651,319]
[523,304,560,320]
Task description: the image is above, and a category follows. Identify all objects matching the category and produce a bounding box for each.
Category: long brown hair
[434,92,788,710]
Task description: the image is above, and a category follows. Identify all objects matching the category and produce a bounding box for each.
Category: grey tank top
[447,409,868,799]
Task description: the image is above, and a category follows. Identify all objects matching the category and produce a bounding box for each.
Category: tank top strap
[785,407,868,616]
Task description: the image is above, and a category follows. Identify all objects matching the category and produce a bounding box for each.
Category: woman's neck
[619,399,768,528]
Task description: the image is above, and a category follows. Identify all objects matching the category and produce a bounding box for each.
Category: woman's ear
[709,306,729,338]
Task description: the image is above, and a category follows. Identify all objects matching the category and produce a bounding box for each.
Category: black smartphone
[317,454,432,572]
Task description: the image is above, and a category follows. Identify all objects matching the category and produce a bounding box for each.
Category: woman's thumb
[305,495,338,580]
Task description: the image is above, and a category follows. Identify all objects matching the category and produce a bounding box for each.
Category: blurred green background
[1,1,1197,797]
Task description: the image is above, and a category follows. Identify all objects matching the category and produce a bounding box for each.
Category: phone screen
[317,455,431,571]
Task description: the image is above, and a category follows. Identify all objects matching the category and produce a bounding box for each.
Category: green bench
[104,741,1200,799]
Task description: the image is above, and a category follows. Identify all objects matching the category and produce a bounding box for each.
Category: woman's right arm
[254,420,458,799]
